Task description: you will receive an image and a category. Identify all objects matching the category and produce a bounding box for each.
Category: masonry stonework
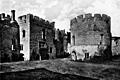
[70,13,112,61]
[112,37,120,56]
[54,29,69,58]
[0,10,22,62]
[18,14,55,61]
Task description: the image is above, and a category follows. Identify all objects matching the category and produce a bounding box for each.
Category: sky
[0,0,120,36]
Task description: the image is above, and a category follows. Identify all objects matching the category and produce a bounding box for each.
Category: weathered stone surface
[70,13,112,61]
[18,14,56,61]
[0,10,21,62]
[54,29,69,58]
[112,37,120,56]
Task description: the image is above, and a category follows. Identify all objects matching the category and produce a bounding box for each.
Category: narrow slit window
[42,29,46,40]
[50,47,52,53]
[20,44,23,50]
[12,39,15,50]
[23,30,25,37]
[72,35,75,45]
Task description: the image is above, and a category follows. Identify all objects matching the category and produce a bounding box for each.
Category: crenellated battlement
[0,13,11,21]
[18,14,55,28]
[70,13,112,61]
[85,13,92,19]
[0,10,16,23]
[71,13,110,26]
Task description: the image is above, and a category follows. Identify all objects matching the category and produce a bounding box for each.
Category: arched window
[99,34,104,45]
[22,30,25,37]
[100,34,103,40]
[93,24,97,31]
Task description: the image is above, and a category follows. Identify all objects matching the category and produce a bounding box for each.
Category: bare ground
[0,58,120,80]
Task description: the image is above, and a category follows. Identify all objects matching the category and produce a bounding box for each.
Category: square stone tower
[18,14,56,61]
[18,14,31,60]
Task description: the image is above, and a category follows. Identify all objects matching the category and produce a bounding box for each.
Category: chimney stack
[11,10,15,22]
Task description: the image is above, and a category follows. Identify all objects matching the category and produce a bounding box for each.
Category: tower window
[50,47,52,53]
[100,34,103,40]
[42,29,46,40]
[24,20,26,23]
[20,44,23,50]
[22,30,25,37]
[72,35,75,45]
[93,24,97,31]
[12,39,15,50]
[12,45,14,50]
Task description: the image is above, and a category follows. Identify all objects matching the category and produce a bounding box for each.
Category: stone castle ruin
[18,14,56,61]
[0,10,23,62]
[70,13,112,61]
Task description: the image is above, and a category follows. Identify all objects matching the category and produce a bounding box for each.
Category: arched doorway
[71,50,77,61]
[39,42,49,60]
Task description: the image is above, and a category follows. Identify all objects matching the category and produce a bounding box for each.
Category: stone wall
[0,10,21,62]
[112,37,120,56]
[30,16,56,60]
[18,14,55,60]
[70,13,112,61]
[54,29,69,58]
[70,45,98,60]
[18,14,31,60]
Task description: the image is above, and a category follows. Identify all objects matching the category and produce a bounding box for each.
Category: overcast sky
[0,0,120,36]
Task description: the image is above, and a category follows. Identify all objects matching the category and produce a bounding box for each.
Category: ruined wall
[0,10,21,62]
[112,37,120,56]
[18,14,56,60]
[54,29,69,58]
[70,13,112,60]
[30,15,56,60]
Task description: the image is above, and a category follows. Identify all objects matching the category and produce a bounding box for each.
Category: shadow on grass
[112,55,120,60]
[96,68,120,79]
[71,55,120,64]
[0,68,99,80]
